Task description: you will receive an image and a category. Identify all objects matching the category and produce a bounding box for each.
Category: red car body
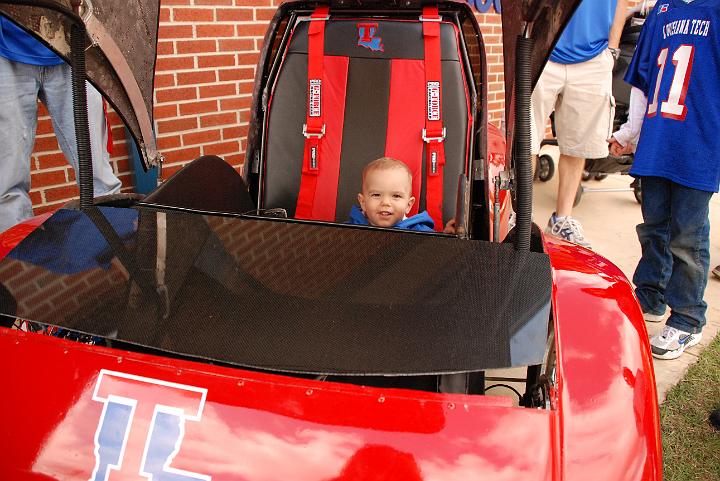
[0,1,661,479]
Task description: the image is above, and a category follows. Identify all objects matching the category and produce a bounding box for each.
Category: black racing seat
[262,10,471,228]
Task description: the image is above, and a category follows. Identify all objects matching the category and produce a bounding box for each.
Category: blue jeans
[0,56,121,233]
[633,176,712,334]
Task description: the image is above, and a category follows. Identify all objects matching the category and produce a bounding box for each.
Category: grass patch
[661,333,720,481]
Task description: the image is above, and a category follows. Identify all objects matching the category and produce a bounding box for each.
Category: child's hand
[607,136,634,157]
[443,219,457,234]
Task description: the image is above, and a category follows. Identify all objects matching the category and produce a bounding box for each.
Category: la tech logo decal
[357,22,384,52]
[89,370,210,481]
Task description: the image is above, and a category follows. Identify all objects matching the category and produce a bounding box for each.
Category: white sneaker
[545,213,591,249]
[650,325,702,360]
[643,311,664,323]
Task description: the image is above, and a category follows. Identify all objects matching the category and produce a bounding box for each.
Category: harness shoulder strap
[295,6,330,220]
[421,5,446,231]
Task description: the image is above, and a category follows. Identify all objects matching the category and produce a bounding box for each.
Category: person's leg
[0,57,41,232]
[633,176,672,316]
[649,180,712,360]
[550,50,614,246]
[531,62,564,177]
[86,83,121,195]
[555,154,584,217]
[664,182,712,334]
[38,63,121,197]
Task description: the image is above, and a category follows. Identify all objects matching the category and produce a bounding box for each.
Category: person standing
[531,0,629,248]
[610,0,720,360]
[0,16,121,233]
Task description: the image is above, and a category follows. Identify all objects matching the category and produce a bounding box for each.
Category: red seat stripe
[384,59,425,217]
[310,55,349,221]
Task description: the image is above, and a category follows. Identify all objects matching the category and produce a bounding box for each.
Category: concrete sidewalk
[533,147,720,403]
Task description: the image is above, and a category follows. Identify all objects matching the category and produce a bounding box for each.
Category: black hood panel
[0,207,552,375]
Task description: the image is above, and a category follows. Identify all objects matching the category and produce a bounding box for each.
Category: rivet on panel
[378,396,385,403]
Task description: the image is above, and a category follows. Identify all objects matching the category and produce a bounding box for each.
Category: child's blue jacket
[347,205,435,232]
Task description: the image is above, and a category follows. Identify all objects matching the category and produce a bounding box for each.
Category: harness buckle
[303,123,326,139]
[418,15,442,22]
[422,127,446,143]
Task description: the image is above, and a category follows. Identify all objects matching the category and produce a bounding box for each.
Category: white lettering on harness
[309,79,322,117]
[427,81,441,121]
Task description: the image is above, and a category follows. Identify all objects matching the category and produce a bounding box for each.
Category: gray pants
[0,56,121,232]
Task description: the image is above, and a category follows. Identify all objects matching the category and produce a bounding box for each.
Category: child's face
[358,167,415,227]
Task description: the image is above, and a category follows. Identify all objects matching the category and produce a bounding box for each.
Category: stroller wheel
[594,173,608,181]
[632,178,642,204]
[581,171,592,182]
[537,154,555,182]
[573,184,584,207]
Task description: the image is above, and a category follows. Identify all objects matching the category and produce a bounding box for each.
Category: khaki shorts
[531,49,615,159]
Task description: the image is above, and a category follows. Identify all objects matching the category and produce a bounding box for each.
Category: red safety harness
[295,5,446,228]
[421,5,446,231]
[295,5,330,220]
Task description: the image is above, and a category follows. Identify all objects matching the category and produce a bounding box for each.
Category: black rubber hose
[513,35,534,252]
[71,21,93,210]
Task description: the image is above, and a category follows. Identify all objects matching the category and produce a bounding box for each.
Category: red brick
[157,134,182,150]
[177,70,217,86]
[154,73,176,89]
[158,25,194,39]
[203,140,240,156]
[159,7,171,22]
[36,152,67,169]
[220,96,252,110]
[198,55,236,68]
[176,39,217,54]
[238,81,254,95]
[235,23,268,37]
[200,112,237,128]
[237,51,260,66]
[222,126,246,139]
[155,56,195,72]
[218,67,254,82]
[33,136,60,153]
[157,41,175,55]
[223,125,249,140]
[225,154,245,165]
[197,0,233,4]
[45,185,78,203]
[254,7,277,21]
[173,8,214,22]
[216,8,253,21]
[29,190,43,205]
[36,118,54,136]
[163,147,202,164]
[156,117,199,134]
[182,129,222,146]
[155,87,197,103]
[197,24,235,38]
[199,83,237,98]
[31,170,67,186]
[34,205,57,215]
[159,0,190,4]
[218,38,255,52]
[179,100,219,115]
[154,104,178,119]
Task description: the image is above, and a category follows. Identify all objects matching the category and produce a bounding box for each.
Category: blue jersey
[626,0,720,192]
[0,17,63,66]
[550,0,618,64]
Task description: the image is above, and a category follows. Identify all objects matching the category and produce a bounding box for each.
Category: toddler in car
[348,157,455,233]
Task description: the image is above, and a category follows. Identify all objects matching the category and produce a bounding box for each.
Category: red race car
[0,1,661,480]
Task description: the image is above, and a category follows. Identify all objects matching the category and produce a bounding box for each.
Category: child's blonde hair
[361,157,413,188]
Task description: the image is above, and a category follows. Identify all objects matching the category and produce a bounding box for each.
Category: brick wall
[26,0,639,215]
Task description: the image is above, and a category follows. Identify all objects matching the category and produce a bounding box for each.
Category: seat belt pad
[296,5,330,219]
[422,5,446,231]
